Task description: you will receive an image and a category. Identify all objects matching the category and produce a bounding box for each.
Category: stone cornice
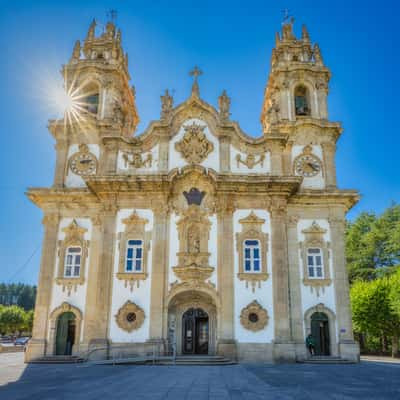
[289,189,360,211]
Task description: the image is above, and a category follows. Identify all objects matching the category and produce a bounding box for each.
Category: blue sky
[0,0,398,284]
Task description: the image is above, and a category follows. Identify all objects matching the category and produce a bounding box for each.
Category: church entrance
[311,312,330,356]
[182,308,209,355]
[55,312,76,356]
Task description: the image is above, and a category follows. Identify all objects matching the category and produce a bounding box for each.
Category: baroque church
[26,18,360,363]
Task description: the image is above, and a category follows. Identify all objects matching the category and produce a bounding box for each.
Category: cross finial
[107,9,118,22]
[190,66,203,81]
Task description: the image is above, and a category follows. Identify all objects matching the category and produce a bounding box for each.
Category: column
[282,141,293,175]
[219,135,231,173]
[270,200,295,361]
[148,205,169,340]
[82,216,103,350]
[53,139,69,187]
[158,135,170,173]
[216,199,236,358]
[321,142,337,190]
[270,142,284,176]
[286,215,306,358]
[25,213,60,361]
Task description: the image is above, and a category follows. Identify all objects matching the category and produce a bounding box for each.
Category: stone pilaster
[25,213,60,362]
[329,213,359,361]
[270,142,284,176]
[286,215,306,359]
[321,142,337,190]
[270,199,296,361]
[158,136,170,173]
[282,141,293,175]
[148,204,169,340]
[100,141,119,174]
[81,216,104,351]
[316,83,329,119]
[216,199,236,359]
[219,135,231,173]
[53,140,69,187]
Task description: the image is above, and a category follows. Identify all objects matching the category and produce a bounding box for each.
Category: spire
[302,25,310,42]
[313,44,323,65]
[275,32,281,47]
[189,66,202,97]
[86,19,96,41]
[70,40,81,63]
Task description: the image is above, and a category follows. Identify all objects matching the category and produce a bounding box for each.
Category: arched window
[294,85,310,116]
[64,246,82,278]
[243,239,261,272]
[306,248,324,278]
[80,84,99,115]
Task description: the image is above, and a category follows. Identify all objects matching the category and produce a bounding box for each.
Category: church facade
[26,19,360,363]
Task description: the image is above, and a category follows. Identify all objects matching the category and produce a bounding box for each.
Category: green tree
[351,277,400,356]
[0,305,27,335]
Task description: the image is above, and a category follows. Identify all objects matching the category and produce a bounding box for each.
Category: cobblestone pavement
[1,353,399,400]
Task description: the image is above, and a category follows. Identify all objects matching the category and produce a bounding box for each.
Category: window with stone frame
[294,85,310,116]
[64,246,82,277]
[306,247,324,279]
[243,239,261,273]
[125,239,143,273]
[236,211,269,292]
[55,220,89,295]
[117,211,151,291]
[300,221,331,295]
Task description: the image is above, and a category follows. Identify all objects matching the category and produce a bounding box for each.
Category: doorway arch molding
[304,303,337,356]
[166,289,218,355]
[49,302,82,356]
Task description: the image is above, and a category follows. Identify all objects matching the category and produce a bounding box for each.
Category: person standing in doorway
[306,333,316,356]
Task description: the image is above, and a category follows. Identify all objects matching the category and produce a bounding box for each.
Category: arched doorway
[182,308,209,355]
[55,312,76,356]
[311,312,330,356]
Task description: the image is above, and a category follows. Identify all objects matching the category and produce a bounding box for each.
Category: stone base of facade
[272,342,297,363]
[25,339,47,362]
[216,339,237,360]
[339,340,360,362]
[293,342,308,361]
[237,343,274,362]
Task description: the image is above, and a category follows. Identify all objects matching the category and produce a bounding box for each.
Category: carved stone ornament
[175,122,214,164]
[299,221,331,296]
[236,153,265,169]
[115,300,145,332]
[122,151,152,169]
[56,220,89,296]
[240,300,269,332]
[69,144,98,176]
[172,205,214,284]
[117,211,151,291]
[236,212,269,292]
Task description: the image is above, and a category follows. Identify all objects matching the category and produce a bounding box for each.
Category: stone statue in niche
[268,98,280,125]
[160,89,173,120]
[187,226,201,254]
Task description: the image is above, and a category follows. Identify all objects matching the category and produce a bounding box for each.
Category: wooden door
[311,312,330,356]
[56,312,75,355]
[182,308,209,355]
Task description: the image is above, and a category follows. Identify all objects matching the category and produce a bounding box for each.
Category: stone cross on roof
[189,66,202,97]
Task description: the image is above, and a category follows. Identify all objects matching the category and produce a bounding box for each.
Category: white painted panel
[230,147,271,174]
[233,209,274,343]
[169,118,220,172]
[297,219,338,341]
[168,212,180,286]
[117,144,160,173]
[49,217,92,342]
[65,144,100,188]
[292,144,325,189]
[108,209,153,342]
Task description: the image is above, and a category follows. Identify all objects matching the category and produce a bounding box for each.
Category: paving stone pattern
[1,353,399,400]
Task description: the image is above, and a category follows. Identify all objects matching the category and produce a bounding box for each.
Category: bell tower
[261,18,330,133]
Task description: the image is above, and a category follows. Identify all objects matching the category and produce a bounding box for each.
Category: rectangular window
[64,247,82,278]
[243,239,261,273]
[307,248,324,279]
[126,240,143,273]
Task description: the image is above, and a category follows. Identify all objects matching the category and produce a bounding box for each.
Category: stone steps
[159,356,236,366]
[298,356,356,364]
[29,356,85,364]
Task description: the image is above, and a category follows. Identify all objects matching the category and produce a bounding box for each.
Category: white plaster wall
[169,118,220,172]
[233,209,274,343]
[65,144,100,188]
[109,209,153,342]
[167,212,218,288]
[49,217,92,342]
[297,219,338,341]
[230,147,271,174]
[292,144,325,189]
[116,144,160,173]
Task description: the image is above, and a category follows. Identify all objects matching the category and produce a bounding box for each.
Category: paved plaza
[0,353,399,400]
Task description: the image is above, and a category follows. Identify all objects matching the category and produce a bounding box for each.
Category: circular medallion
[126,312,136,323]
